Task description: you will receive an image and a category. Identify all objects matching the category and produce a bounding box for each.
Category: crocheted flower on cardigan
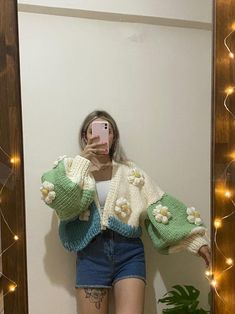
[40,181,56,204]
[53,155,67,168]
[79,210,91,221]
[114,197,131,218]
[127,168,145,186]
[186,207,202,225]
[152,204,172,224]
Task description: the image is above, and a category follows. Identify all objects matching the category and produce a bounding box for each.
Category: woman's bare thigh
[113,278,145,314]
[77,287,109,314]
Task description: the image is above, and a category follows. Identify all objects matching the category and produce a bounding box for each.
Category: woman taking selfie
[40,110,211,314]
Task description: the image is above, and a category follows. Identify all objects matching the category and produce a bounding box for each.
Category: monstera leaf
[158,285,210,313]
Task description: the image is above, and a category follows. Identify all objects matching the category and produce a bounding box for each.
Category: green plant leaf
[162,305,188,313]
[158,285,200,307]
[190,300,199,310]
[158,284,210,313]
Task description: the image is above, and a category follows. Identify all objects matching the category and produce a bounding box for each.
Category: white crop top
[95,180,111,208]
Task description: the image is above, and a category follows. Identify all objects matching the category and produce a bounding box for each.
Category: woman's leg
[77,288,109,314]
[113,278,145,314]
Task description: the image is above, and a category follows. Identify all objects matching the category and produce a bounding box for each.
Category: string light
[211,280,217,288]
[224,23,235,60]
[214,218,222,228]
[205,269,212,277]
[210,24,235,305]
[10,156,20,165]
[8,284,17,292]
[0,144,20,295]
[211,23,235,303]
[226,258,233,266]
[229,151,235,159]
[224,86,235,119]
[224,190,231,198]
[225,86,234,94]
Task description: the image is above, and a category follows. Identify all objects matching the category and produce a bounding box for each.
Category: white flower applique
[79,210,91,221]
[186,207,203,225]
[40,181,56,204]
[128,168,145,186]
[53,155,67,168]
[114,197,131,219]
[152,204,172,224]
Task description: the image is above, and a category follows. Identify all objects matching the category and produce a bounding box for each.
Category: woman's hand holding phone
[80,136,108,162]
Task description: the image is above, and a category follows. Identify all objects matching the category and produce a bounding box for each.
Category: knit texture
[41,155,208,254]
[59,202,101,251]
[108,216,142,238]
[145,193,206,254]
[41,158,95,221]
[169,233,208,255]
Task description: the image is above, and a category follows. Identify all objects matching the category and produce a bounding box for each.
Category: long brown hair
[78,110,128,163]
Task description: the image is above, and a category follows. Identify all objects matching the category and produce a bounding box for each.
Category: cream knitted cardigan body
[40,155,208,254]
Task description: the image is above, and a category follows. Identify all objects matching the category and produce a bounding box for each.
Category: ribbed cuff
[185,234,209,255]
[68,155,91,182]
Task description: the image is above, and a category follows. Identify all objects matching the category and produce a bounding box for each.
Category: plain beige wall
[18,0,212,23]
[18,7,212,314]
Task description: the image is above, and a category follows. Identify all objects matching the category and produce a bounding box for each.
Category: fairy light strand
[0,144,19,295]
[0,146,10,159]
[224,87,235,119]
[206,22,235,305]
[224,23,235,58]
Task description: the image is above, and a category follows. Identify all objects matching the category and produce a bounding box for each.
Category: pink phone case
[91,121,109,154]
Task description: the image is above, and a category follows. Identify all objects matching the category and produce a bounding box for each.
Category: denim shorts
[76,229,146,288]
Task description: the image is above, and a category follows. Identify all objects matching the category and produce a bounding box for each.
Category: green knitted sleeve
[145,193,207,255]
[40,155,95,221]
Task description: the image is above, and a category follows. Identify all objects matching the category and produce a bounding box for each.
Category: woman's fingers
[87,135,99,145]
[91,148,107,154]
[198,245,211,267]
[90,142,108,148]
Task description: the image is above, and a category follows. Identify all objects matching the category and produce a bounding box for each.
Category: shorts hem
[112,275,146,286]
[75,284,112,289]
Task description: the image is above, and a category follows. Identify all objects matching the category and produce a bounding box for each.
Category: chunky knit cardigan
[40,155,208,254]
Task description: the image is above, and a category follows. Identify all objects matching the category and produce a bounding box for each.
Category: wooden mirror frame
[1,0,234,313]
[212,0,235,313]
[0,1,28,313]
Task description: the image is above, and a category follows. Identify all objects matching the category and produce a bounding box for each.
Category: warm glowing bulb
[214,219,222,228]
[9,285,17,292]
[205,270,212,276]
[10,156,19,164]
[226,258,233,265]
[211,280,217,287]
[225,191,231,198]
[229,151,235,160]
[232,22,235,30]
[226,87,234,95]
[14,235,19,241]
[229,52,234,58]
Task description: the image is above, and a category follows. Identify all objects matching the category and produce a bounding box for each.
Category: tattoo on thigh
[84,288,107,309]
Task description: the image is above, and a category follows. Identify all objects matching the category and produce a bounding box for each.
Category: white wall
[18,7,212,314]
[18,0,212,24]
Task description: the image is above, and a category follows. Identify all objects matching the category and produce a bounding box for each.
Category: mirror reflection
[17,1,212,313]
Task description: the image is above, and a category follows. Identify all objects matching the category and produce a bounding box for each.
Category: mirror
[17,1,212,313]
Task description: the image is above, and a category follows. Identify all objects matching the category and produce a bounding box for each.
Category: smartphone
[91,120,109,154]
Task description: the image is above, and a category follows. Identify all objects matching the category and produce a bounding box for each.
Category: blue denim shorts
[76,229,146,288]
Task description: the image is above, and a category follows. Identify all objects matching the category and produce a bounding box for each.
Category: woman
[40,110,211,314]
